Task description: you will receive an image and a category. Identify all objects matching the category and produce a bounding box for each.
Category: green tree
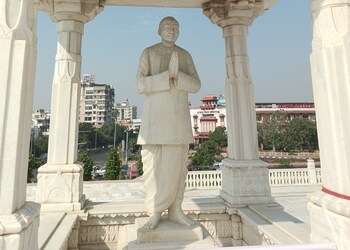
[78,123,95,148]
[98,122,126,148]
[78,122,127,149]
[77,151,94,181]
[284,118,318,151]
[257,111,286,151]
[27,156,44,182]
[128,137,141,154]
[208,126,228,148]
[33,135,49,157]
[136,156,143,176]
[105,148,120,180]
[191,140,221,169]
[191,127,227,169]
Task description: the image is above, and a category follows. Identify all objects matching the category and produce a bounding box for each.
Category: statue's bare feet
[168,209,195,226]
[143,213,161,230]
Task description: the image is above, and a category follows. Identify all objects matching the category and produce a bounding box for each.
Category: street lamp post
[112,117,117,148]
[94,129,97,149]
[125,130,128,164]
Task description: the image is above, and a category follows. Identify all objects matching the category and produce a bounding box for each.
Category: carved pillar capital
[311,0,350,49]
[0,0,38,42]
[38,0,105,23]
[202,0,265,28]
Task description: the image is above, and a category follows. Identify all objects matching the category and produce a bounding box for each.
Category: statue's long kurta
[136,43,200,145]
[136,43,200,213]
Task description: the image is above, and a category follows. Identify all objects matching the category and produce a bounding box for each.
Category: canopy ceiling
[104,0,278,9]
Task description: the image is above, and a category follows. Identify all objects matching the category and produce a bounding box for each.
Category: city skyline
[34,0,313,116]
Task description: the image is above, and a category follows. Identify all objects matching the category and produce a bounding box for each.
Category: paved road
[87,148,108,165]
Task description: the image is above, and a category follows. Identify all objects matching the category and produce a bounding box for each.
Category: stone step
[39,213,78,250]
[249,204,310,243]
[238,207,301,245]
[38,213,65,249]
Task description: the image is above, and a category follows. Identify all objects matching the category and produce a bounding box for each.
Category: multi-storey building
[32,109,51,138]
[115,99,137,127]
[79,74,115,127]
[131,119,142,132]
[190,94,316,144]
[190,94,227,144]
[256,102,316,123]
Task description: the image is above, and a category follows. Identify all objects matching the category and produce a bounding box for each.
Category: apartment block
[79,74,115,127]
[115,99,137,127]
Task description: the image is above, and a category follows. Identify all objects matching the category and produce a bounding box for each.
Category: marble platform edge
[248,204,310,243]
[237,207,302,245]
[38,213,78,250]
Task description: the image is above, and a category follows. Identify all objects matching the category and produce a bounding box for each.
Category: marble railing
[316,168,322,183]
[185,166,322,189]
[185,170,222,189]
[259,151,320,159]
[269,169,310,186]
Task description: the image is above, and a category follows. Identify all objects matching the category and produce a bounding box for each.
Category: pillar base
[0,202,40,250]
[36,163,85,212]
[308,191,350,250]
[220,159,274,205]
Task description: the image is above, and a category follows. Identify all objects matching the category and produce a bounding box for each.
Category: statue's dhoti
[141,144,188,214]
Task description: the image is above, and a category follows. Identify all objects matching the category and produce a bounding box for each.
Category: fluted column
[0,0,40,248]
[36,0,104,212]
[309,1,350,249]
[203,0,273,205]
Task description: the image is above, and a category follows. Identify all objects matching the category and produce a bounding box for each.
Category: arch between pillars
[104,0,207,8]
[35,0,278,211]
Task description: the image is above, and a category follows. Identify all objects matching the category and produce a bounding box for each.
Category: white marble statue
[136,16,201,229]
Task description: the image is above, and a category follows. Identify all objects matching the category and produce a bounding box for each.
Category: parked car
[121,164,128,177]
[210,162,223,171]
[95,166,106,178]
[129,164,140,179]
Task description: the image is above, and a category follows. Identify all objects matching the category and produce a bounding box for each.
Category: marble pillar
[203,0,273,205]
[309,1,350,249]
[36,0,104,212]
[0,0,40,249]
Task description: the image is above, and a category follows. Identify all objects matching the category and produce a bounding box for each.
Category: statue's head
[158,16,179,46]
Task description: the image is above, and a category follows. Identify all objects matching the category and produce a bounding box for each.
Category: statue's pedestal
[119,217,217,249]
[136,217,203,243]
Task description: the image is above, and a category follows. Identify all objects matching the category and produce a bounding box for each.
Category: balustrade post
[307,158,317,185]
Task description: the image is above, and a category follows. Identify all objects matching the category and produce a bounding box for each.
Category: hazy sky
[34,0,313,117]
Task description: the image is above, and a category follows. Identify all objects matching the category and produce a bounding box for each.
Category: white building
[79,74,115,127]
[190,94,227,144]
[256,102,316,124]
[190,96,316,144]
[32,109,51,137]
[131,118,142,132]
[115,99,137,126]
